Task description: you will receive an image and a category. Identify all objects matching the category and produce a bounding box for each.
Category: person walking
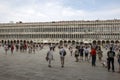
[79,46,84,61]
[4,44,8,55]
[59,47,66,68]
[84,47,89,61]
[15,44,19,52]
[46,47,54,67]
[90,47,97,67]
[107,47,115,72]
[11,44,14,55]
[74,46,79,62]
[117,49,120,73]
[69,46,73,56]
[97,47,103,62]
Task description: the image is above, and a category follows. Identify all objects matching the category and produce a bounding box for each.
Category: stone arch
[102,40,105,44]
[4,40,7,44]
[20,40,23,43]
[92,40,97,44]
[17,40,19,44]
[111,40,114,43]
[1,40,4,44]
[106,40,110,44]
[68,40,71,43]
[7,40,10,44]
[27,41,29,44]
[80,42,84,45]
[11,40,13,44]
[115,40,119,44]
[76,42,79,44]
[97,40,101,45]
[59,40,63,46]
[64,40,67,43]
[24,40,26,43]
[72,40,75,44]
[30,40,33,43]
[59,40,63,43]
[14,40,16,44]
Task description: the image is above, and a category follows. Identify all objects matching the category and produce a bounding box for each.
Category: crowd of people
[3,42,44,55]
[46,42,120,73]
[1,42,120,73]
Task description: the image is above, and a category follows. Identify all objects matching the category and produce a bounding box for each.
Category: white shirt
[84,48,89,54]
[60,48,65,57]
[47,50,53,60]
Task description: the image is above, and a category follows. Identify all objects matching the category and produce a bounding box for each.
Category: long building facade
[0,20,120,44]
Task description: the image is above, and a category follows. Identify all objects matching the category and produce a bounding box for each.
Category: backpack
[60,50,66,56]
[108,51,114,58]
[63,50,66,56]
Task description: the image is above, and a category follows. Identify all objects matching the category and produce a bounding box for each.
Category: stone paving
[0,46,120,80]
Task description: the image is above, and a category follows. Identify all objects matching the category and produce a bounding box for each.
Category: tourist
[11,44,14,55]
[79,46,84,61]
[74,46,79,62]
[46,47,54,67]
[20,43,23,52]
[59,46,67,68]
[69,46,73,56]
[24,43,27,52]
[28,44,32,53]
[4,44,8,55]
[97,47,103,62]
[107,47,115,72]
[90,47,96,67]
[16,44,19,52]
[84,46,89,61]
[117,49,120,73]
[33,44,36,54]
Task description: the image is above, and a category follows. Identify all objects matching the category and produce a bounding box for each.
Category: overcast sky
[0,0,120,23]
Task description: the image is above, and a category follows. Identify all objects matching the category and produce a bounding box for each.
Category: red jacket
[91,49,96,56]
[11,45,14,50]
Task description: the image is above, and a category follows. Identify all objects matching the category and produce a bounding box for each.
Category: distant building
[0,20,120,44]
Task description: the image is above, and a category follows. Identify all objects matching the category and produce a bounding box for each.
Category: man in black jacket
[107,47,115,72]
